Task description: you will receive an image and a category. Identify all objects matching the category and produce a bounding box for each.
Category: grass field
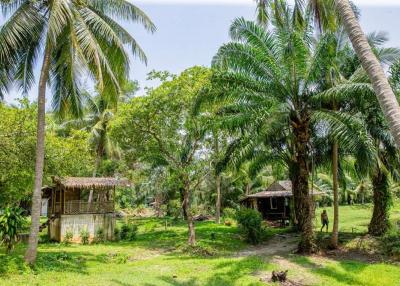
[0,203,399,286]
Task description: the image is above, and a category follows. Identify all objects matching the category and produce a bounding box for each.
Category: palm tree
[210,3,373,251]
[256,0,400,148]
[318,63,400,237]
[0,0,155,264]
[61,94,121,202]
[335,0,400,148]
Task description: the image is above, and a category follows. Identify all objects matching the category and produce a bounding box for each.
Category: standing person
[321,210,329,233]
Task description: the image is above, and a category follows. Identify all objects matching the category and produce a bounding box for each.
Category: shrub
[0,207,25,253]
[63,230,73,245]
[223,208,236,219]
[120,223,130,240]
[128,224,138,241]
[94,227,105,244]
[382,228,400,259]
[236,208,263,245]
[120,223,138,241]
[113,226,121,241]
[80,228,90,245]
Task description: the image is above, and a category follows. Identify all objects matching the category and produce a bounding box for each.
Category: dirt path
[235,233,300,257]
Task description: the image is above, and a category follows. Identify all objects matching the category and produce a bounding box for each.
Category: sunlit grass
[1,203,400,285]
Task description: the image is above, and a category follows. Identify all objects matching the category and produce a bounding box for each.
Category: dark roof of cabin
[52,177,130,190]
[244,180,323,199]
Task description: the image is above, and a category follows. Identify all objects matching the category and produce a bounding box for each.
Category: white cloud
[134,0,400,6]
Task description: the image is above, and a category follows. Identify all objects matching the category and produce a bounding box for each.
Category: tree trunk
[290,116,316,254]
[179,187,188,220]
[213,130,222,224]
[24,42,52,265]
[369,169,391,236]
[182,181,195,246]
[331,141,339,248]
[245,183,251,195]
[88,152,102,203]
[215,175,221,224]
[336,0,400,147]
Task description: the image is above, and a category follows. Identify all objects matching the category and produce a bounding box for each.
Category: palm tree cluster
[207,0,400,252]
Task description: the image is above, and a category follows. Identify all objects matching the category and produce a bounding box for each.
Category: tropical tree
[317,30,400,236]
[335,0,400,148]
[0,100,93,208]
[311,28,400,247]
[0,0,155,264]
[210,1,376,251]
[112,67,212,245]
[255,0,400,148]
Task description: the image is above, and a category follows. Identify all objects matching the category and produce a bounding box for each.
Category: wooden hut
[42,177,129,242]
[241,181,323,222]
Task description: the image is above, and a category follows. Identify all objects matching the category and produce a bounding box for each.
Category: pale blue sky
[2,2,400,103]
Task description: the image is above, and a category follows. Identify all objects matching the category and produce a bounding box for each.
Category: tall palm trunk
[213,131,221,224]
[331,141,339,248]
[182,180,195,245]
[336,0,400,147]
[291,116,316,254]
[24,42,52,265]
[215,175,221,224]
[89,145,102,203]
[369,168,391,236]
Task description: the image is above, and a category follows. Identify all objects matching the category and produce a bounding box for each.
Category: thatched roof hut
[52,176,130,190]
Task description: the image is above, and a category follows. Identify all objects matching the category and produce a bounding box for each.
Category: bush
[223,208,236,219]
[120,224,130,240]
[63,230,73,245]
[128,224,138,241]
[0,207,25,253]
[80,228,90,245]
[120,223,138,241]
[113,226,121,242]
[382,228,400,259]
[236,208,263,245]
[94,227,105,244]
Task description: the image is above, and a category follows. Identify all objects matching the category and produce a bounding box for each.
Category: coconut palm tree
[0,0,155,264]
[60,94,122,202]
[335,0,400,148]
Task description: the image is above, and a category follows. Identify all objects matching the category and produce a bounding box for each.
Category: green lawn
[0,203,399,286]
[314,202,400,233]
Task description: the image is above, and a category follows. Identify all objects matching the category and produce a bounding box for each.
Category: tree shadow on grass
[0,247,114,278]
[206,256,270,285]
[287,254,373,286]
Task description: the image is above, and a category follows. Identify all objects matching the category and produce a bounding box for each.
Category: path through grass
[0,204,399,285]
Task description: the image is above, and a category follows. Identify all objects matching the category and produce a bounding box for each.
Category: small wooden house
[42,177,129,242]
[241,180,322,221]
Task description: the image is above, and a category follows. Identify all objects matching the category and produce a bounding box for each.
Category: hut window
[270,197,278,209]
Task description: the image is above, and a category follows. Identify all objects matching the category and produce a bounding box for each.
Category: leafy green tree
[0,0,155,264]
[0,101,93,207]
[112,67,212,245]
